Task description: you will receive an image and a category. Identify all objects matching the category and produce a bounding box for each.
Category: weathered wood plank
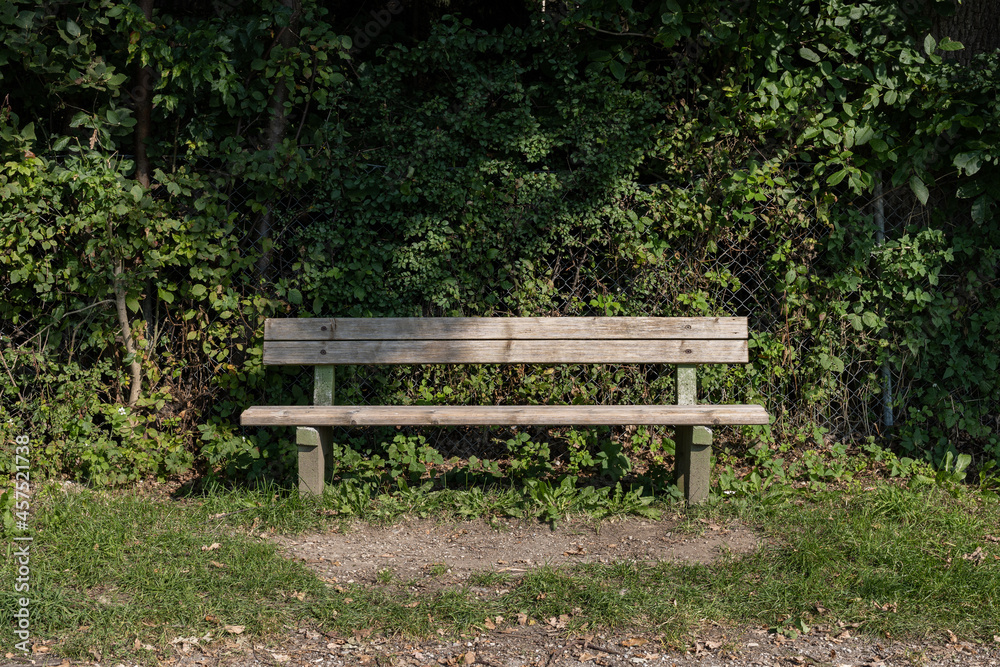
[263,339,749,365]
[264,317,748,341]
[241,404,770,426]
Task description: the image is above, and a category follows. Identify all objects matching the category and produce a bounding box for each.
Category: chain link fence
[223,165,919,461]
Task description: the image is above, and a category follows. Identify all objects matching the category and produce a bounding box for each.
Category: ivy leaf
[909,175,929,205]
[799,47,820,63]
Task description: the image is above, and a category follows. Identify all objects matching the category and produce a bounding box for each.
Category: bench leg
[296,426,332,496]
[675,426,712,505]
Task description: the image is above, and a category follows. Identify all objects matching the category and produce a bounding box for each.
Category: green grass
[3,478,999,661]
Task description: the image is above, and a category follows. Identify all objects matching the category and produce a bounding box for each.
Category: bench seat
[242,404,769,427]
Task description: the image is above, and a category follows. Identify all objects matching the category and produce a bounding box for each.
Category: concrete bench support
[674,364,712,505]
[296,365,334,496]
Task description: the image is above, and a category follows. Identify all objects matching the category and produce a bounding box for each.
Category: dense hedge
[0,0,997,488]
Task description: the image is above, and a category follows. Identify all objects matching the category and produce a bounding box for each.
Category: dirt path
[269,516,759,588]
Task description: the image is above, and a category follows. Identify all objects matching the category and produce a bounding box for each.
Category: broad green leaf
[126,295,140,313]
[853,126,874,145]
[52,136,70,152]
[608,60,626,81]
[799,47,820,63]
[956,180,984,199]
[938,37,964,51]
[909,175,929,205]
[869,138,888,152]
[826,168,849,186]
[953,151,981,176]
[191,284,207,297]
[971,195,992,224]
[14,11,34,29]
[288,289,303,305]
[923,34,936,55]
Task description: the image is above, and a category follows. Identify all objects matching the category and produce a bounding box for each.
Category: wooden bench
[240,317,769,504]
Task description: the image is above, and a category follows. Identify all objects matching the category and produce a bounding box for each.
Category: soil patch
[268,516,759,588]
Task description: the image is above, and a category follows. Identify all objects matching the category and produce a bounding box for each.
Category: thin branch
[575,23,649,38]
[25,299,115,344]
[0,345,26,408]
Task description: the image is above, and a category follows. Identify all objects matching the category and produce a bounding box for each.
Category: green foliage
[0,0,998,488]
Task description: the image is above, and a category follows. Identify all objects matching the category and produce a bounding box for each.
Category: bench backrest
[262,317,749,365]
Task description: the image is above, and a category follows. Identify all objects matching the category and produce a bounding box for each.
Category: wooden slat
[241,405,770,427]
[264,317,747,341]
[263,339,748,365]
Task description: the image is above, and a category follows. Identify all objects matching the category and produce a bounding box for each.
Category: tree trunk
[932,0,1000,65]
[113,259,142,407]
[256,0,302,281]
[134,0,155,188]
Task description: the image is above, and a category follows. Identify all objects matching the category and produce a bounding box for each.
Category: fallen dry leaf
[463,651,476,664]
[621,637,648,647]
[962,547,987,565]
[403,601,420,608]
[209,560,226,568]
[272,654,290,664]
[224,625,245,635]
[201,542,222,551]
[578,652,598,662]
[290,590,307,601]
[947,629,959,644]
